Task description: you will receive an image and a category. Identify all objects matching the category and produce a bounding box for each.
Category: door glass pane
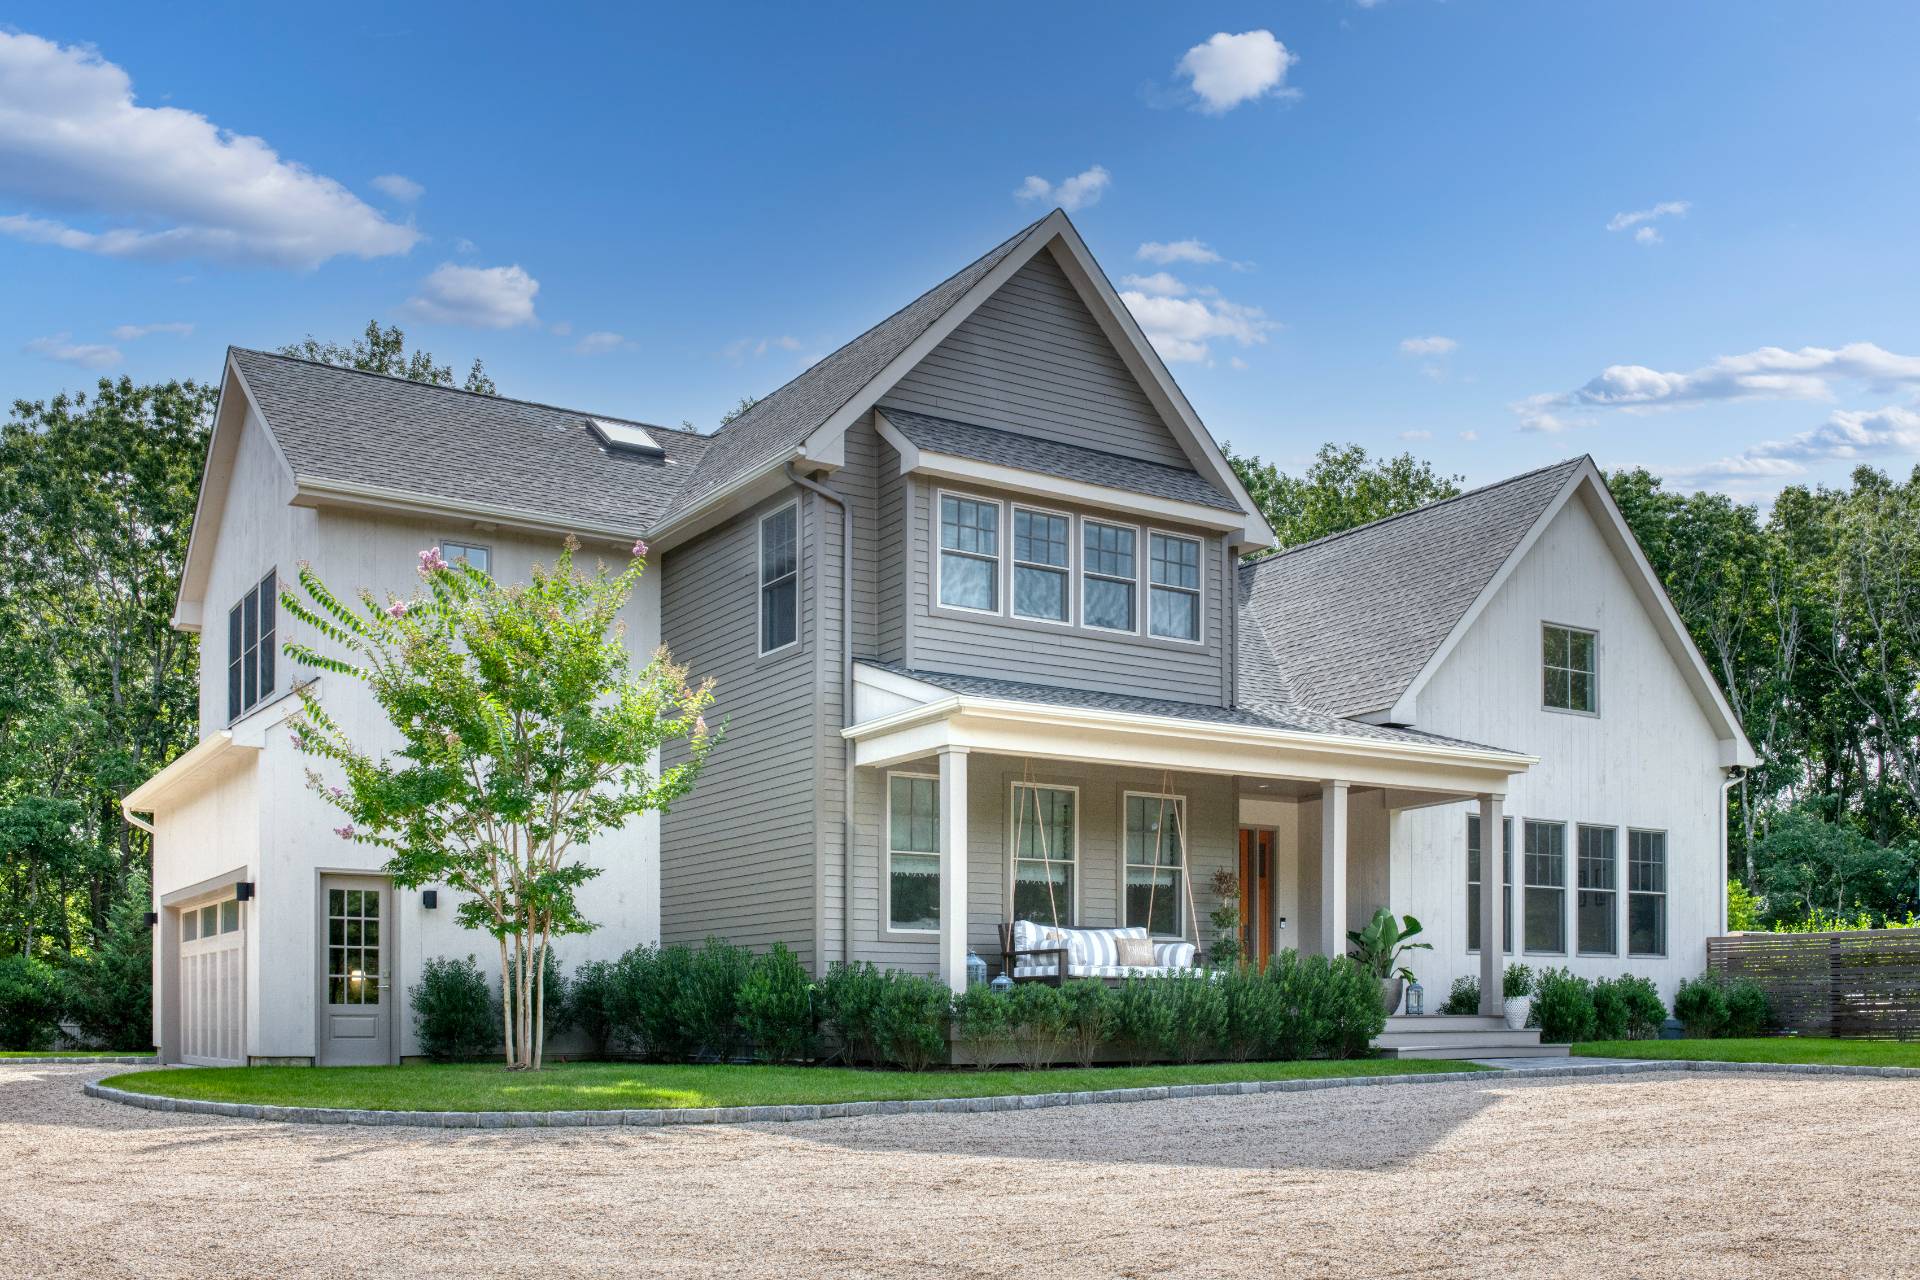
[346,889,362,916]
[329,888,345,915]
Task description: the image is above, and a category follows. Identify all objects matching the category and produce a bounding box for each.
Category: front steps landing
[1377,1014,1569,1059]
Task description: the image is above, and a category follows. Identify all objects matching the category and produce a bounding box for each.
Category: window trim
[1542,621,1599,717]
[1008,502,1075,627]
[1522,818,1568,956]
[1145,528,1205,646]
[883,770,942,938]
[440,538,492,575]
[1006,780,1082,927]
[1121,789,1189,939]
[226,568,279,726]
[1575,823,1620,957]
[1627,827,1669,958]
[1081,517,1143,636]
[934,488,1005,618]
[1465,813,1514,956]
[757,501,801,658]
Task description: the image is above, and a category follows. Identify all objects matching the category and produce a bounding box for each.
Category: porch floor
[1376,1014,1569,1060]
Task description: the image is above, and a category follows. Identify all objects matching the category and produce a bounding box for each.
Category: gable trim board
[1381,459,1756,767]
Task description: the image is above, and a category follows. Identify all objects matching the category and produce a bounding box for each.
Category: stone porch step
[1375,1014,1570,1060]
[1388,1042,1571,1059]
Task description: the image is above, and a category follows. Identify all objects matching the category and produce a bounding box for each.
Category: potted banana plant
[1347,908,1433,1016]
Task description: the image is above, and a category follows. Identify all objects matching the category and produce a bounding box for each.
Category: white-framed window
[441,540,491,575]
[937,492,1000,613]
[1543,623,1597,713]
[1123,791,1186,936]
[1147,531,1202,642]
[326,886,382,1007]
[227,569,277,723]
[1010,783,1078,925]
[885,773,940,933]
[758,502,799,655]
[1466,814,1513,954]
[1577,824,1618,955]
[1082,519,1139,633]
[1523,820,1567,954]
[181,894,242,943]
[1010,505,1071,624]
[1628,829,1668,956]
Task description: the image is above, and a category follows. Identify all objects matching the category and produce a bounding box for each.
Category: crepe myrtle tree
[281,536,717,1069]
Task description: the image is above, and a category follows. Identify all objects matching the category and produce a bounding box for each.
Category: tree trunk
[532,928,547,1071]
[497,933,515,1068]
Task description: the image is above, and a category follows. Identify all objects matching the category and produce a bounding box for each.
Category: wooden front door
[1238,828,1276,968]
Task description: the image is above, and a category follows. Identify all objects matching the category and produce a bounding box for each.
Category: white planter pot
[1503,995,1532,1031]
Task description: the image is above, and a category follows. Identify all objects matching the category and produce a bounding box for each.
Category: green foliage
[1111,975,1176,1066]
[282,538,717,1068]
[1673,972,1768,1038]
[816,962,888,1066]
[1727,879,1762,932]
[1006,982,1068,1070]
[874,971,951,1072]
[609,944,694,1061]
[953,987,1014,1069]
[677,938,751,1061]
[1770,908,1920,933]
[1159,968,1229,1064]
[737,943,815,1063]
[569,959,620,1057]
[59,870,154,1049]
[1346,907,1432,981]
[1502,963,1534,999]
[1591,975,1667,1041]
[1438,974,1480,1016]
[1751,811,1917,927]
[0,954,64,1050]
[1217,963,1283,1061]
[410,956,497,1061]
[1207,867,1243,971]
[499,946,572,1047]
[1265,950,1331,1061]
[281,320,497,395]
[1724,977,1770,1037]
[1528,967,1597,1044]
[1229,442,1463,551]
[1318,956,1389,1059]
[1061,979,1113,1068]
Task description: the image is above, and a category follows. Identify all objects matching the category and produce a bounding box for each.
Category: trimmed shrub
[1591,974,1665,1041]
[875,971,951,1071]
[953,987,1014,1069]
[1724,976,1769,1037]
[1219,963,1283,1062]
[411,956,496,1061]
[1007,981,1068,1070]
[569,959,620,1056]
[1438,974,1480,1016]
[1267,950,1332,1062]
[1319,955,1388,1059]
[1160,969,1229,1064]
[1061,979,1113,1068]
[817,962,887,1065]
[0,955,64,1051]
[62,874,155,1050]
[1529,967,1596,1044]
[610,944,697,1061]
[678,937,752,1061]
[738,942,815,1063]
[1111,974,1175,1066]
[1502,962,1534,999]
[1673,973,1730,1038]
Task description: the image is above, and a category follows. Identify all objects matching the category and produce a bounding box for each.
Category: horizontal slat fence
[1709,929,1920,1039]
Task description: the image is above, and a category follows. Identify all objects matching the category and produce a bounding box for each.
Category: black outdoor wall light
[422,889,439,909]
[235,881,256,902]
[143,912,159,927]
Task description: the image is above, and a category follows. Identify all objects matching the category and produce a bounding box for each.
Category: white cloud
[110,321,193,340]
[26,333,120,368]
[0,31,418,268]
[1119,289,1274,363]
[1012,164,1110,212]
[574,331,631,356]
[1177,30,1300,114]
[1459,429,1480,442]
[1399,335,1458,356]
[1512,392,1579,434]
[454,237,477,254]
[722,335,804,364]
[1667,405,1920,484]
[1136,239,1223,266]
[1229,356,1250,371]
[1399,429,1432,441]
[1118,271,1189,296]
[404,263,539,329]
[370,173,423,203]
[1576,343,1920,409]
[1607,200,1690,243]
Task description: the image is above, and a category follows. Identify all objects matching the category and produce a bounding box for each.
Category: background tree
[1228,442,1463,551]
[281,320,498,395]
[282,539,717,1069]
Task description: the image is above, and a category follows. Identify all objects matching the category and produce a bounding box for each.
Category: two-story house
[127,209,1755,1065]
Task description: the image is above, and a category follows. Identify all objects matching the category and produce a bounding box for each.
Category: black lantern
[143,911,159,927]
[235,881,256,902]
[422,889,439,909]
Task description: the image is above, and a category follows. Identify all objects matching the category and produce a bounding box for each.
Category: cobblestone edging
[80,1058,1920,1131]
[8,1056,157,1065]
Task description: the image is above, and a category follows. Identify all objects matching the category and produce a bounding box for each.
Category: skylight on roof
[588,418,665,456]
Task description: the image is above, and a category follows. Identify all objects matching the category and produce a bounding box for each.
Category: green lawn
[101,1056,1483,1112]
[1575,1038,1920,1068]
[2,1049,154,1058]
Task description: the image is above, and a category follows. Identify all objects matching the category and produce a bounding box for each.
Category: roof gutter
[291,477,642,546]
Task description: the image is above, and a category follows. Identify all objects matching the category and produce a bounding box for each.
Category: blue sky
[6,2,1919,503]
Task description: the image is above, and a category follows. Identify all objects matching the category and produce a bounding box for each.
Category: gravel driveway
[3,1062,1915,1279]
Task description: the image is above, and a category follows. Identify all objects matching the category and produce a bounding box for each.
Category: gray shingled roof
[1238,458,1586,718]
[860,662,1512,752]
[880,408,1240,513]
[231,348,707,532]
[657,217,1048,525]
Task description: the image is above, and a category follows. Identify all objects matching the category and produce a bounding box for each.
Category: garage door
[178,894,246,1066]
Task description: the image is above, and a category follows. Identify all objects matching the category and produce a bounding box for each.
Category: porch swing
[997,761,1204,984]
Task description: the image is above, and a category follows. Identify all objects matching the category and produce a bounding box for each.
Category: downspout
[1718,765,1745,935]
[121,800,157,838]
[785,461,856,967]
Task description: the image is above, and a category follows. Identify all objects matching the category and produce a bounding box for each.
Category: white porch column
[937,746,970,994]
[1319,781,1348,959]
[1478,793,1505,1017]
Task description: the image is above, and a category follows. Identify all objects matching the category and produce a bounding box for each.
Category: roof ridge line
[1241,454,1590,569]
[229,347,708,441]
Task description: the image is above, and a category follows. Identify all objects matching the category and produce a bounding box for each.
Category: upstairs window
[227,570,277,723]
[1083,521,1137,633]
[1543,624,1597,713]
[1148,532,1201,642]
[1011,507,1070,623]
[938,494,999,613]
[758,503,798,655]
[442,540,491,575]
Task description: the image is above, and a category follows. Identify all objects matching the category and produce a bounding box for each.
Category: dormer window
[937,494,999,613]
[1011,506,1070,624]
[1083,520,1138,633]
[227,570,277,723]
[1148,532,1201,642]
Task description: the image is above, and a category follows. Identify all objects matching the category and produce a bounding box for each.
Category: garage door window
[182,896,241,942]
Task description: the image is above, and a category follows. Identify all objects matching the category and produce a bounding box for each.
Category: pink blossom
[387,600,409,618]
[328,785,346,800]
[289,732,306,750]
[416,547,448,575]
[631,538,649,558]
[334,824,356,840]
[693,714,709,738]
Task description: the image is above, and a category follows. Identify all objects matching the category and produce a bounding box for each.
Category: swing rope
[1016,756,1062,927]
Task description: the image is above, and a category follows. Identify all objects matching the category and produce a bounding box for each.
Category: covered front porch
[844,665,1532,1017]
